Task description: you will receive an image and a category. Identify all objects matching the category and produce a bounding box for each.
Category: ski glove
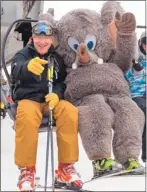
[45,93,59,110]
[27,57,48,75]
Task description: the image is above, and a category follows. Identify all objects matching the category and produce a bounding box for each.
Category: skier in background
[125,31,146,163]
[14,18,32,47]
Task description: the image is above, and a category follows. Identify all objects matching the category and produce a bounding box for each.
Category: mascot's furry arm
[113,13,137,72]
[101,1,137,72]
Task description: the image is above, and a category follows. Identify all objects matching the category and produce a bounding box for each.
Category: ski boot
[55,163,83,190]
[123,158,145,175]
[92,157,122,178]
[17,166,36,191]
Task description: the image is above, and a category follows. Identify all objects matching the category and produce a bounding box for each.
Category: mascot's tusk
[72,56,79,69]
[72,63,78,69]
[97,58,103,64]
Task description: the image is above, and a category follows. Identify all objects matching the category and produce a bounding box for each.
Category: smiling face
[33,34,54,55]
[32,22,56,55]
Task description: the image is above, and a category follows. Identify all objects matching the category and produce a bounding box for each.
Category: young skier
[11,13,82,191]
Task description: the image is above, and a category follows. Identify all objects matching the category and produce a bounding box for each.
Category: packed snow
[1,116,146,191]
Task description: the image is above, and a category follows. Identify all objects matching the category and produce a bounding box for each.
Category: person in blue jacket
[125,31,146,163]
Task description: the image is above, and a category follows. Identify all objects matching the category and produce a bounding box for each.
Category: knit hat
[38,13,56,28]
[47,8,54,17]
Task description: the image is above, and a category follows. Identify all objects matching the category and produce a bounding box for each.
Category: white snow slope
[1,116,146,191]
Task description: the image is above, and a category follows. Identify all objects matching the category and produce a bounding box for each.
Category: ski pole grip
[47,57,54,80]
[47,57,54,95]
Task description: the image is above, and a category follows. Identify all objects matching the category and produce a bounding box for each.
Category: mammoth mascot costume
[44,1,145,177]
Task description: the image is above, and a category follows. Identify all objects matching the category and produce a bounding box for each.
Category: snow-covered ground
[1,116,146,191]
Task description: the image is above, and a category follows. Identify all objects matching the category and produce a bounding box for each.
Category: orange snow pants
[14,99,79,167]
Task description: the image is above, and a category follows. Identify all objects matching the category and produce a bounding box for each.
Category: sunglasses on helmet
[32,23,53,36]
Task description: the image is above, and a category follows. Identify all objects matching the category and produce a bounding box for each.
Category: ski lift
[1,19,50,132]
[1,20,146,131]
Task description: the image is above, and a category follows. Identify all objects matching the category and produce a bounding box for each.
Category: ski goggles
[32,22,53,36]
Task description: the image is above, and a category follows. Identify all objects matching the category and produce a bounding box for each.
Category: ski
[18,167,145,191]
[112,174,145,177]
[112,171,146,177]
[33,177,92,192]
[32,166,145,191]
[35,184,93,192]
[84,166,145,184]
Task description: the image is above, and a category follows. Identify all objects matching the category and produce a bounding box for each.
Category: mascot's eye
[85,35,96,50]
[68,37,79,52]
[74,44,78,50]
[87,41,94,50]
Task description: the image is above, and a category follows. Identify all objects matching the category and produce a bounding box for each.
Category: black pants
[133,96,146,162]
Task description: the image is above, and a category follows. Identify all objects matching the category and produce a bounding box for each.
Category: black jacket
[11,44,67,103]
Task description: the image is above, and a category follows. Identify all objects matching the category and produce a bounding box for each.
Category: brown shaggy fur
[52,1,144,165]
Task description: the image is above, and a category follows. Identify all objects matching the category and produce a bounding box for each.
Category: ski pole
[44,57,55,192]
[48,57,55,192]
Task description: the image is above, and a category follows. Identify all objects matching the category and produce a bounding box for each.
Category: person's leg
[15,99,42,190]
[133,96,146,162]
[78,95,119,178]
[43,100,79,163]
[54,100,79,163]
[108,96,144,170]
[43,100,82,189]
[142,121,146,162]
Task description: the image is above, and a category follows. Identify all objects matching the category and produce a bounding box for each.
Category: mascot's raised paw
[115,12,136,34]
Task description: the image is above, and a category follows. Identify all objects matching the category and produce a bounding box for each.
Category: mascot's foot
[123,158,145,175]
[92,157,122,178]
